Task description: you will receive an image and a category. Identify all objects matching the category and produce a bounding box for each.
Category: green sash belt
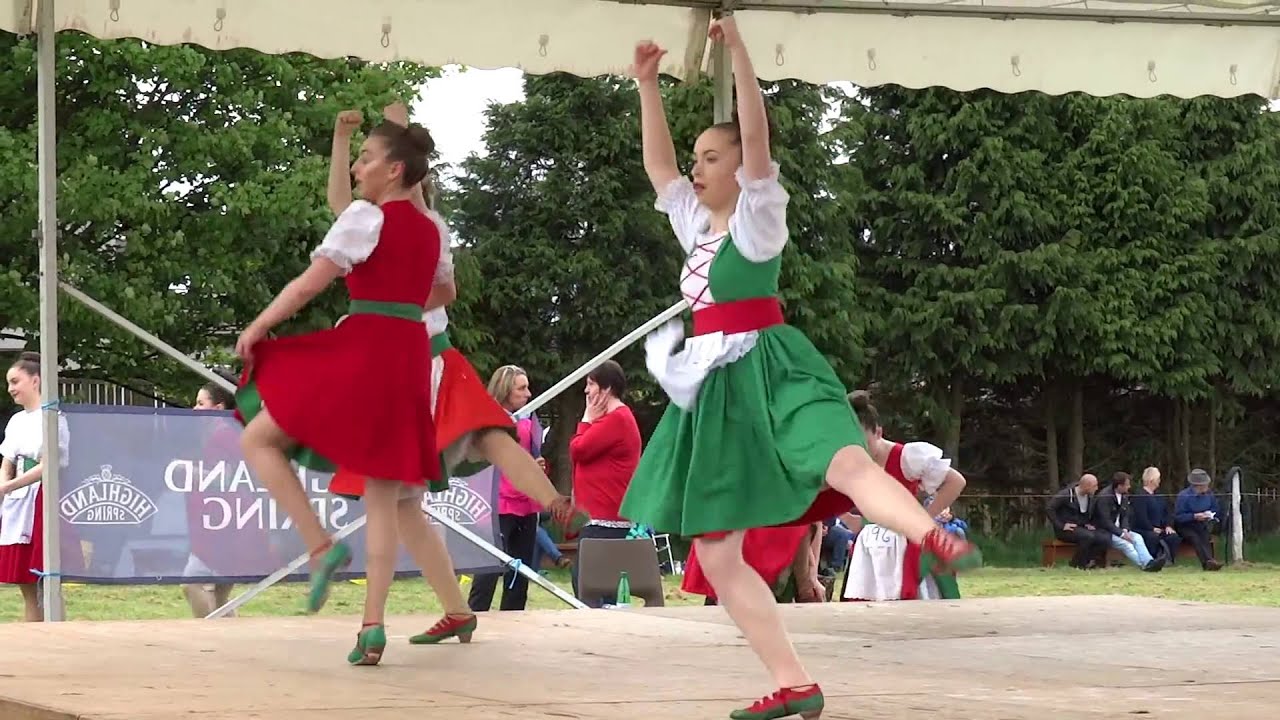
[347,299,423,322]
[430,332,452,357]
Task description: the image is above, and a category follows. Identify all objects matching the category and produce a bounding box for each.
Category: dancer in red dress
[322,105,582,646]
[840,391,968,602]
[235,114,442,665]
[0,352,70,622]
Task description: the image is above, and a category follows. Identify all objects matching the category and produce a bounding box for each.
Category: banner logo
[427,476,493,525]
[59,465,159,525]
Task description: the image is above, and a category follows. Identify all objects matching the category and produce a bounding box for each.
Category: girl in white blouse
[0,352,70,621]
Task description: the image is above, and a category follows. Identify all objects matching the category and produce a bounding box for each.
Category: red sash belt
[691,297,784,337]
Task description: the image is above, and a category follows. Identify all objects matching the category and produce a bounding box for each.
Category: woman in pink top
[467,364,545,611]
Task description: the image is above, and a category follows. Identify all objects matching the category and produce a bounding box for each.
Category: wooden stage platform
[0,595,1276,719]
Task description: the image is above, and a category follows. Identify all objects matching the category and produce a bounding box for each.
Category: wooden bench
[1041,535,1216,567]
[556,541,577,562]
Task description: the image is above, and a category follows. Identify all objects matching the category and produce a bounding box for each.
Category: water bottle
[615,571,631,607]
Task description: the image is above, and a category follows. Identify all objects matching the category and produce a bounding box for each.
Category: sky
[411,65,526,177]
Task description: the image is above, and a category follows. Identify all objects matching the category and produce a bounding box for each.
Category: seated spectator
[821,516,856,573]
[530,513,571,574]
[1174,468,1224,571]
[1046,474,1110,569]
[1095,472,1164,572]
[1130,466,1181,564]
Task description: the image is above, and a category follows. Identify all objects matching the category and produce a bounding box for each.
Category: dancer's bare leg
[19,583,40,622]
[472,429,579,527]
[824,445,979,573]
[183,584,214,617]
[396,496,469,615]
[697,531,812,688]
[792,524,824,603]
[360,479,401,627]
[240,410,330,552]
[213,583,235,615]
[471,429,560,506]
[825,445,940,543]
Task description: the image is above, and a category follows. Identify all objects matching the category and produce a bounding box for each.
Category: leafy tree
[444,73,680,487]
[0,34,433,403]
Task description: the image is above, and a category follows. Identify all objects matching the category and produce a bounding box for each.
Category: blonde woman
[467,365,547,612]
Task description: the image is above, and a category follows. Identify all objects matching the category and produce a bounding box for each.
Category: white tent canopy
[7,0,1280,98]
[7,0,1279,622]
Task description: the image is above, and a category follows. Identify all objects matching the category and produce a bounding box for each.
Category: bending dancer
[235,112,442,666]
[848,391,967,517]
[618,17,981,720]
[325,105,581,646]
[840,391,968,602]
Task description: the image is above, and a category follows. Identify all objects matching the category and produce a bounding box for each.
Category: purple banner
[50,405,502,584]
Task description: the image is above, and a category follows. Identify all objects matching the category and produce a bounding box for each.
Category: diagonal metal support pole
[59,282,589,612]
[206,507,587,618]
[516,299,687,420]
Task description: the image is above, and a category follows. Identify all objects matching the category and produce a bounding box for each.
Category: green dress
[619,169,866,537]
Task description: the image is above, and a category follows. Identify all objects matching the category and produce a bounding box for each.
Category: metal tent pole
[35,0,65,623]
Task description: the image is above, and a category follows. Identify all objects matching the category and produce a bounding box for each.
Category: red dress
[327,208,514,501]
[681,525,810,601]
[0,484,44,585]
[234,199,442,488]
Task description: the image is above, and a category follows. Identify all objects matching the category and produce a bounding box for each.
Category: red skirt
[329,345,513,499]
[0,485,43,585]
[682,525,810,600]
[235,312,440,487]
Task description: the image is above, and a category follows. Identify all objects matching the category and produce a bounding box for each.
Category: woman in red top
[567,360,641,604]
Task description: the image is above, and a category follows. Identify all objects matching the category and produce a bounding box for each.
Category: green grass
[962,564,1280,607]
[969,529,1280,567]
[0,562,1275,623]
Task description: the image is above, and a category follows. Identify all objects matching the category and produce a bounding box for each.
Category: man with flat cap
[1173,468,1224,571]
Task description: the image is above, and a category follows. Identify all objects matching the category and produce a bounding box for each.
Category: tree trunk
[944,373,963,464]
[1044,386,1059,490]
[1180,397,1192,477]
[1067,380,1084,482]
[1167,398,1180,476]
[1208,394,1218,481]
[548,391,583,494]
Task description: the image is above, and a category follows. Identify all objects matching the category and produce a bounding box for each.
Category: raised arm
[713,16,771,181]
[633,41,681,193]
[236,202,381,360]
[327,110,361,215]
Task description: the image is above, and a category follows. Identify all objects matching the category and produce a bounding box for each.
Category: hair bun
[404,125,435,156]
[18,351,40,363]
[847,389,871,411]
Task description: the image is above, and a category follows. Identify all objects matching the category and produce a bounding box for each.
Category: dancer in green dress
[618,16,982,720]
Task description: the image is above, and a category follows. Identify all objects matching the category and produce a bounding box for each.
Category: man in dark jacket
[1046,474,1111,569]
[1095,472,1164,572]
[1130,466,1181,564]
